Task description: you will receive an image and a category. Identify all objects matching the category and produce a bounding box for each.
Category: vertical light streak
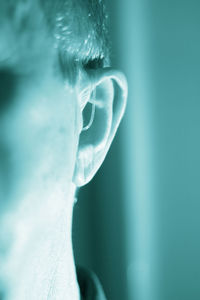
[118,1,157,299]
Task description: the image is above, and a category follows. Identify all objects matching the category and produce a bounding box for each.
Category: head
[0,0,127,298]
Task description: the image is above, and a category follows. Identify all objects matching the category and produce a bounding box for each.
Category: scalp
[40,0,110,84]
[0,0,110,79]
[0,0,50,70]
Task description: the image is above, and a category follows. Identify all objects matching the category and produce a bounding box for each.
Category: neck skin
[0,183,80,300]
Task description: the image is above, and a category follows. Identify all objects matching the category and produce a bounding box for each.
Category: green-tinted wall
[73,1,200,299]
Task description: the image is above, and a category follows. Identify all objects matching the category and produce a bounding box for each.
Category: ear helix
[74,68,128,187]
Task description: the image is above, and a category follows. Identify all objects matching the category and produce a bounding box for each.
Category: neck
[0,183,80,300]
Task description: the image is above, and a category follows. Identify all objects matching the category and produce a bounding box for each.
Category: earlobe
[73,68,128,187]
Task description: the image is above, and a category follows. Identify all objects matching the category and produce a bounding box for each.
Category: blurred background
[73,0,200,299]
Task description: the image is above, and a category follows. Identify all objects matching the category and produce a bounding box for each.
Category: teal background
[73,1,200,299]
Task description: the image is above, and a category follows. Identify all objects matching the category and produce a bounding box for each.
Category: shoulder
[76,266,107,300]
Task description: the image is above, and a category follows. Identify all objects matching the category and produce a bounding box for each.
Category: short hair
[41,0,110,83]
[0,0,110,84]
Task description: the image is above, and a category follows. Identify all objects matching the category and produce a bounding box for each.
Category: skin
[0,36,80,300]
[0,2,128,299]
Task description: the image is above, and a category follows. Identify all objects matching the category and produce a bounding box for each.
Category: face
[0,3,80,224]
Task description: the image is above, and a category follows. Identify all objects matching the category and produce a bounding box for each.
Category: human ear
[73,68,128,187]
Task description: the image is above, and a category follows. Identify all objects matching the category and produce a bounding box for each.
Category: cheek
[0,83,79,204]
